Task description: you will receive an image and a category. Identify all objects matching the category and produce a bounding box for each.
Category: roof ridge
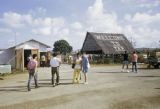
[7,38,51,49]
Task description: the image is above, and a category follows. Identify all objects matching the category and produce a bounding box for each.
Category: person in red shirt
[131,51,138,73]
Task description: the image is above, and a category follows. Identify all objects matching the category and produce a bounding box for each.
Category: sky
[0,0,160,50]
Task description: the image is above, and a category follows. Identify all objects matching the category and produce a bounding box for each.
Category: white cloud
[33,18,52,27]
[124,14,132,21]
[1,12,33,28]
[123,12,160,48]
[132,13,160,24]
[1,11,66,36]
[29,7,47,16]
[2,12,24,28]
[32,27,51,36]
[37,7,47,14]
[121,0,160,8]
[71,22,83,30]
[32,17,66,36]
[86,0,122,33]
[0,28,12,33]
[87,0,104,18]
[124,12,160,29]
[0,0,124,49]
[65,0,123,49]
[137,1,160,8]
[0,0,159,49]
[58,28,70,40]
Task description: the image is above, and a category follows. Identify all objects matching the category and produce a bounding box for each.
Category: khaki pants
[51,67,59,85]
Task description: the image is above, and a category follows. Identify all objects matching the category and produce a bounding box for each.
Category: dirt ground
[0,64,160,109]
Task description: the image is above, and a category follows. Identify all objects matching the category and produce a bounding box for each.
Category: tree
[53,40,73,54]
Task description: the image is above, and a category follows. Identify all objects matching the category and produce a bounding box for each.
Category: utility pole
[14,31,17,47]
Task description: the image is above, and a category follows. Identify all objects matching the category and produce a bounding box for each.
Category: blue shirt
[82,55,89,69]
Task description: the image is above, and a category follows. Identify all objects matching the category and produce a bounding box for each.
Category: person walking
[82,53,90,84]
[131,51,138,73]
[122,51,129,72]
[72,53,82,84]
[50,53,61,87]
[27,54,39,91]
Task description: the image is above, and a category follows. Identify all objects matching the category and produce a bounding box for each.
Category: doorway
[40,52,46,67]
[24,50,31,67]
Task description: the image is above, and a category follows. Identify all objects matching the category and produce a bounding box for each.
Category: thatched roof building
[82,32,134,54]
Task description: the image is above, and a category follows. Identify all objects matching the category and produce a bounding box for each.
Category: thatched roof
[81,32,134,54]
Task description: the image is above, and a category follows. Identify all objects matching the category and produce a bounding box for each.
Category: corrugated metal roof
[8,39,51,49]
[82,32,134,54]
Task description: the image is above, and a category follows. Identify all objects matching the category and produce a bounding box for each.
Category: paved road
[0,64,160,109]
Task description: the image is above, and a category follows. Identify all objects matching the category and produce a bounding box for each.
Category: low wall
[0,65,11,74]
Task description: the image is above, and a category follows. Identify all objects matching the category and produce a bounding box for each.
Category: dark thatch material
[81,32,134,54]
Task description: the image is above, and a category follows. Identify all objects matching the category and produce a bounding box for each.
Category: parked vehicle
[147,51,160,68]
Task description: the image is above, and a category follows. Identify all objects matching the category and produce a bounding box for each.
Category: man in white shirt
[50,53,61,87]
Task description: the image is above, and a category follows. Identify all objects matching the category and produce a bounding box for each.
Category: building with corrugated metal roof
[82,32,134,54]
[0,39,52,71]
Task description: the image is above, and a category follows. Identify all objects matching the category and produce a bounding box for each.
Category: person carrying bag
[27,54,39,91]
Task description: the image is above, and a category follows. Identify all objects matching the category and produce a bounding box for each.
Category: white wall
[0,40,51,69]
[15,40,50,52]
[39,44,50,52]
[0,48,15,68]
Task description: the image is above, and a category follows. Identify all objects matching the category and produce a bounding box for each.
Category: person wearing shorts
[122,51,129,72]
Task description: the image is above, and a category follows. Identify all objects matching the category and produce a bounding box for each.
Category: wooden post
[15,48,24,71]
[112,53,115,64]
[102,54,105,64]
[22,49,24,72]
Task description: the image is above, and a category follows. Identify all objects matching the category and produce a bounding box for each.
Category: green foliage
[53,40,73,54]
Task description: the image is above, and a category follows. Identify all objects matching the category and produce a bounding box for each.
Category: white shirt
[74,57,82,69]
[50,57,60,67]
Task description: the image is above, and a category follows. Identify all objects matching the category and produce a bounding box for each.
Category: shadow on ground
[0,78,4,80]
[96,71,128,73]
[39,79,72,81]
[0,86,27,92]
[155,88,160,89]
[0,79,74,92]
[129,76,160,78]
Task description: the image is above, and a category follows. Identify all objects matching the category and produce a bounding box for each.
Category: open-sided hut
[82,32,134,54]
[81,32,134,63]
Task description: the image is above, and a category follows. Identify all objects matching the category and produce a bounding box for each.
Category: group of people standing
[72,53,90,84]
[26,51,138,91]
[122,51,138,73]
[27,52,90,91]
